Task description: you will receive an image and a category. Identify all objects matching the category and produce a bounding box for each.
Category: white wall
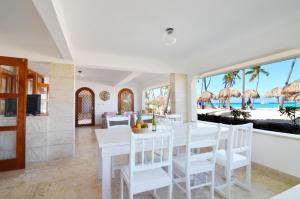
[252,130,300,178]
[75,79,141,125]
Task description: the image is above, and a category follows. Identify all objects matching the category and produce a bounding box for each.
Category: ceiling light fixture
[164,28,176,46]
[77,70,84,78]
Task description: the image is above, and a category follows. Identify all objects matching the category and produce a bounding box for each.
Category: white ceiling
[76,67,131,86]
[0,0,61,61]
[27,61,170,88]
[1,0,300,75]
[29,61,50,77]
[75,67,169,87]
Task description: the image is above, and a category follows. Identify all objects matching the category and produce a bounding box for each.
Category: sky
[196,58,300,103]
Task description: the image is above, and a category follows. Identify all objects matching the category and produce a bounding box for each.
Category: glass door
[0,56,27,171]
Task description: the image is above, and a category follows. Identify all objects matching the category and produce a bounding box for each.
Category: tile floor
[0,127,299,199]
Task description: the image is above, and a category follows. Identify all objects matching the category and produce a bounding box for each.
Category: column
[47,63,75,160]
[170,73,188,122]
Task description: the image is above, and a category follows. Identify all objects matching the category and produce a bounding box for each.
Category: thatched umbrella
[219,88,241,109]
[212,93,220,100]
[265,87,282,98]
[265,87,282,108]
[282,79,300,95]
[287,93,300,101]
[212,93,223,108]
[219,87,241,98]
[244,89,260,99]
[199,91,214,102]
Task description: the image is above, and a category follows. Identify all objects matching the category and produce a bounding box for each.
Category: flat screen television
[4,94,41,116]
[27,94,41,115]
[5,98,17,116]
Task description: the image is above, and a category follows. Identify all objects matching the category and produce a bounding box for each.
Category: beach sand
[197,108,300,124]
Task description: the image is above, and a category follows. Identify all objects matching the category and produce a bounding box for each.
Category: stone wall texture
[170,73,188,122]
[48,63,75,160]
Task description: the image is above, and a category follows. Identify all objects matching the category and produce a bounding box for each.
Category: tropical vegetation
[144,85,170,114]
[245,66,269,92]
[279,106,300,125]
[230,109,251,120]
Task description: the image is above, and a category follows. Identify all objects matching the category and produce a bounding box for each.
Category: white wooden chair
[106,115,131,178]
[164,114,183,155]
[215,123,253,199]
[173,124,222,199]
[165,113,183,123]
[120,131,173,199]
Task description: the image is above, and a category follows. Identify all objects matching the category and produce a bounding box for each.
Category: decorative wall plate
[99,91,110,101]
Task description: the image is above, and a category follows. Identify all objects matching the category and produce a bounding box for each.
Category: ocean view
[204,102,300,109]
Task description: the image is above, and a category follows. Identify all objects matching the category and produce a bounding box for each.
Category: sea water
[205,102,300,108]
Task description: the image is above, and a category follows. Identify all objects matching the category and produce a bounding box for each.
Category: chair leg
[186,174,191,199]
[112,157,117,178]
[120,174,124,199]
[211,171,215,199]
[245,164,251,191]
[168,184,173,199]
[225,168,232,199]
[129,187,133,199]
[153,189,159,198]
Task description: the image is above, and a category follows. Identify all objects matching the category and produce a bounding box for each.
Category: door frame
[0,56,27,171]
[118,88,134,113]
[75,87,95,127]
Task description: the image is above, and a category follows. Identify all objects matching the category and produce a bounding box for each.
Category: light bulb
[77,70,84,78]
[164,28,176,46]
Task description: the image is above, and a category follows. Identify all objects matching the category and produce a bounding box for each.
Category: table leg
[98,148,102,179]
[102,154,112,199]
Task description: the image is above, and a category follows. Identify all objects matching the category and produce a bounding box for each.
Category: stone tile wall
[26,116,48,162]
[47,63,75,160]
[170,73,188,122]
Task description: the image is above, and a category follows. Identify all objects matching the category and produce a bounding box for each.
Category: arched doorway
[118,88,134,113]
[75,87,95,127]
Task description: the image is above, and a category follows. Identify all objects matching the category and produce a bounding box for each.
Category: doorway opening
[75,87,95,127]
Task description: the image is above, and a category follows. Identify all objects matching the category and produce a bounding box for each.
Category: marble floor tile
[0,126,299,199]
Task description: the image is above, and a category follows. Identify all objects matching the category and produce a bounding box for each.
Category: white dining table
[95,121,229,199]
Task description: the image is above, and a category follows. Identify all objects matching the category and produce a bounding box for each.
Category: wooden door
[75,87,95,127]
[0,56,27,171]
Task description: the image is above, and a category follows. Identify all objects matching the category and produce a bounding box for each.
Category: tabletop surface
[95,122,229,148]
[271,184,300,199]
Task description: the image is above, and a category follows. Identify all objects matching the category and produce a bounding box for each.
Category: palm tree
[241,69,246,109]
[203,77,215,108]
[280,58,297,107]
[223,71,240,88]
[285,59,297,85]
[222,70,240,108]
[245,66,269,91]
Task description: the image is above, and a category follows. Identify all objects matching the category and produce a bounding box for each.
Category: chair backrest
[165,113,183,123]
[227,123,253,163]
[129,131,173,184]
[186,124,222,171]
[106,115,130,128]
